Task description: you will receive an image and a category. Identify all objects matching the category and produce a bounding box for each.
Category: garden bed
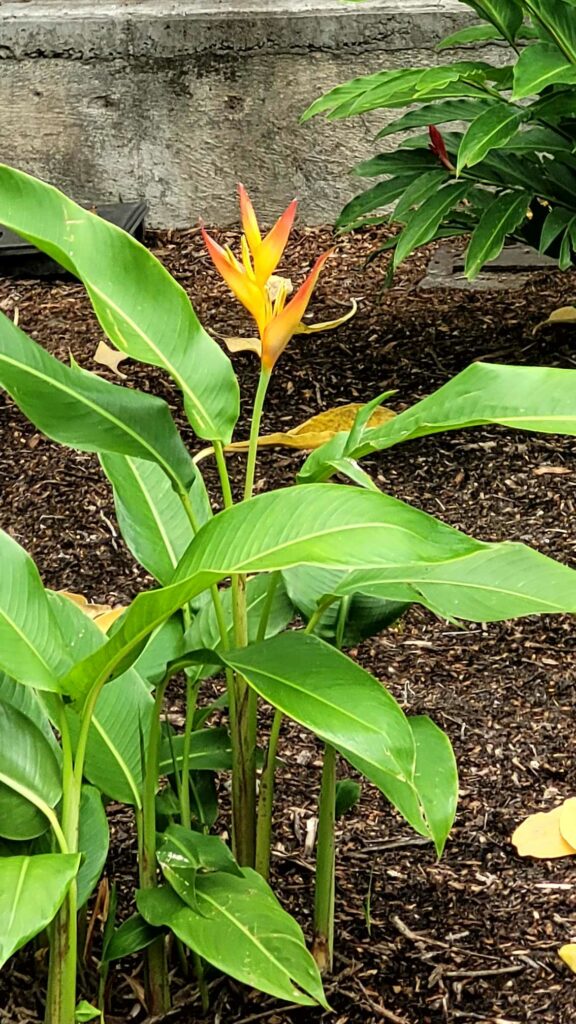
[1,224,576,1024]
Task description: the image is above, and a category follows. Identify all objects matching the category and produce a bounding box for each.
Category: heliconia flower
[202,185,356,371]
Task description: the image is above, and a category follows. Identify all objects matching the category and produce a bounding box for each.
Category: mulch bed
[1,222,576,1024]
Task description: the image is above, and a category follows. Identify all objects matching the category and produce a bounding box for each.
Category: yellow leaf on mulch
[559,944,576,974]
[58,590,126,633]
[534,305,576,332]
[94,339,129,378]
[226,402,395,453]
[559,797,576,849]
[511,805,576,858]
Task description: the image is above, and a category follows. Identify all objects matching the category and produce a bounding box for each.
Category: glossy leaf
[0,531,69,692]
[460,0,524,43]
[0,854,80,968]
[138,872,327,1007]
[393,170,451,224]
[336,176,418,230]
[0,312,195,491]
[0,700,62,840]
[525,0,576,64]
[465,191,530,278]
[376,99,496,138]
[159,727,233,776]
[513,43,576,98]
[77,786,109,908]
[457,107,527,172]
[0,672,60,758]
[100,454,211,584]
[335,779,362,819]
[0,165,239,442]
[104,913,162,962]
[393,182,470,268]
[158,824,241,909]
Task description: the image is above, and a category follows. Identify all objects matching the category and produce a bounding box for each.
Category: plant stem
[45,706,79,1024]
[312,742,336,975]
[179,675,200,829]
[255,708,283,879]
[244,369,271,501]
[140,675,171,1016]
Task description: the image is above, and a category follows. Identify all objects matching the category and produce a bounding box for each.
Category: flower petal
[261,249,332,369]
[294,298,357,334]
[202,227,267,331]
[253,199,298,285]
[238,183,262,252]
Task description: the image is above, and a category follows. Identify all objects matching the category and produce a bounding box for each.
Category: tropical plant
[303,0,576,278]
[2,168,576,1024]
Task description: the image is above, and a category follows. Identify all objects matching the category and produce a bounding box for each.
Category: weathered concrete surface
[0,1,496,225]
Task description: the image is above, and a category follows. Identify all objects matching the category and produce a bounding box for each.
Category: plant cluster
[304,0,576,278]
[0,167,576,1024]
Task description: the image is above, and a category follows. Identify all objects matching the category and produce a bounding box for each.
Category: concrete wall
[0,1,490,225]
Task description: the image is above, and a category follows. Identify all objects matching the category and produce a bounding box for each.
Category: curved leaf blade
[465,191,530,278]
[457,106,528,172]
[0,164,239,442]
[0,700,62,840]
[0,854,80,968]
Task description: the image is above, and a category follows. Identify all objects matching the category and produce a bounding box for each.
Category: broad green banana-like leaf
[282,565,408,645]
[0,165,239,442]
[159,727,233,776]
[99,454,211,584]
[104,914,162,963]
[219,633,456,849]
[299,363,576,482]
[138,873,327,1008]
[0,531,70,691]
[0,700,62,840]
[64,482,576,694]
[0,673,61,758]
[67,674,153,807]
[513,43,576,98]
[77,785,109,908]
[158,825,241,909]
[0,312,195,491]
[0,854,81,968]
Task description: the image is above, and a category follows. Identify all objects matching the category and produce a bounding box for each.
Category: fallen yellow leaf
[58,590,126,633]
[511,805,576,858]
[94,339,129,378]
[559,797,576,849]
[559,944,576,974]
[534,305,576,332]
[226,402,395,453]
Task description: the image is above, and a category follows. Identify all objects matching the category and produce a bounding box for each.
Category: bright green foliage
[304,0,576,276]
[0,855,80,967]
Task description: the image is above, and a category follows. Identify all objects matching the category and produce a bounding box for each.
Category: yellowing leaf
[58,590,126,633]
[559,944,576,974]
[94,339,129,378]
[222,336,263,357]
[512,805,576,859]
[535,305,576,332]
[225,403,395,454]
[559,797,576,849]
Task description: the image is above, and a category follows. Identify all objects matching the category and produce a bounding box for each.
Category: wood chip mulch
[1,223,576,1024]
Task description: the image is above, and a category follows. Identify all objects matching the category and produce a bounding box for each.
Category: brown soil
[1,224,576,1024]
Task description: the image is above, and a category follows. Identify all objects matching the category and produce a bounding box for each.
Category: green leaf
[158,824,241,909]
[67,673,153,806]
[410,717,458,849]
[539,206,576,253]
[132,619,186,687]
[336,176,418,230]
[0,531,70,692]
[503,127,573,153]
[457,106,528,172]
[438,23,538,48]
[138,873,327,1007]
[0,699,62,840]
[376,99,496,139]
[0,312,195,491]
[104,913,162,962]
[75,1001,102,1023]
[355,150,438,177]
[530,88,576,122]
[77,786,109,908]
[0,673,60,759]
[465,191,530,278]
[525,0,576,64]
[0,164,239,442]
[100,454,210,584]
[282,565,408,645]
[513,43,576,98]
[0,854,80,967]
[159,728,233,776]
[335,779,362,819]
[460,0,524,43]
[393,170,451,224]
[393,182,470,268]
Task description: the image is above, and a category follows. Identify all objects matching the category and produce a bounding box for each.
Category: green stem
[255,708,283,879]
[45,705,79,1024]
[244,369,271,501]
[312,743,336,975]
[256,571,280,643]
[140,675,171,1016]
[179,675,200,829]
